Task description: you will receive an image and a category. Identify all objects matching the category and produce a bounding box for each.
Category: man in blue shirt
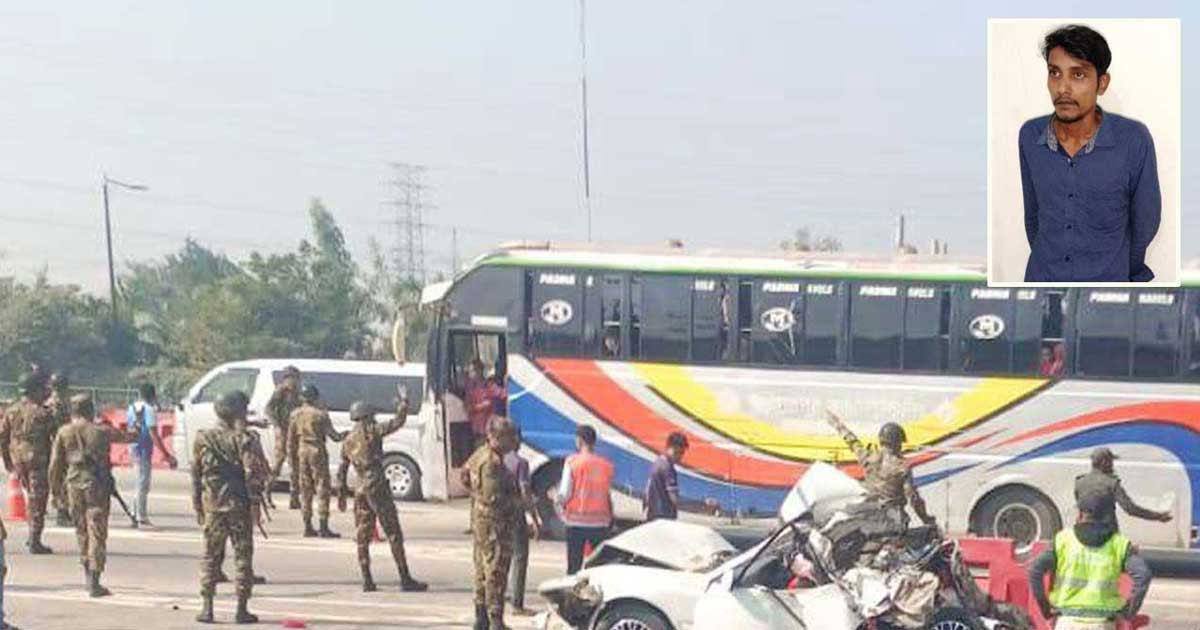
[1019,24,1161,283]
[126,384,177,528]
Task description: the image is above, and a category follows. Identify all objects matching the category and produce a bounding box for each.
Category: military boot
[26,538,52,555]
[394,547,426,591]
[55,508,72,527]
[473,604,488,630]
[317,517,340,539]
[195,596,215,623]
[234,595,258,624]
[361,566,377,592]
[302,517,318,538]
[488,620,511,630]
[214,570,230,584]
[88,571,112,598]
[252,574,268,585]
[288,494,300,510]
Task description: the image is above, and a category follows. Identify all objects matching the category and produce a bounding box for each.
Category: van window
[193,369,259,404]
[287,372,424,414]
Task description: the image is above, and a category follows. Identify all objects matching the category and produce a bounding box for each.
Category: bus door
[435,329,508,499]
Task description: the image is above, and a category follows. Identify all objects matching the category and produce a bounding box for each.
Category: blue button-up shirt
[1019,108,1160,282]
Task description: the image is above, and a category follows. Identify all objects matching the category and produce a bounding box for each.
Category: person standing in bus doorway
[465,359,506,450]
[505,426,541,617]
[1029,492,1152,629]
[556,425,615,574]
[823,411,937,529]
[1075,447,1172,538]
[288,385,347,538]
[267,365,303,510]
[644,432,688,521]
[127,383,177,528]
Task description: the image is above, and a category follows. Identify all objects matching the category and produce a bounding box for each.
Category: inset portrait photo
[987,19,1180,286]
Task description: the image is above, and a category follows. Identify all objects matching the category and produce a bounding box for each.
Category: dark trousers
[566,525,607,575]
[509,518,529,608]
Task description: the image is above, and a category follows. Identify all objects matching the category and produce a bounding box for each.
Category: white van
[174,359,427,501]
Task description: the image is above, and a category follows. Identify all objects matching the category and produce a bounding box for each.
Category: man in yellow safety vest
[1028,491,1153,629]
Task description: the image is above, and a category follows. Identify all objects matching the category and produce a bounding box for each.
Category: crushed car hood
[778,461,866,522]
[585,519,736,572]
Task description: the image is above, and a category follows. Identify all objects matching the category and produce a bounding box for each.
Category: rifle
[110,483,138,528]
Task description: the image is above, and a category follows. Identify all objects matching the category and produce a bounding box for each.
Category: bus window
[1133,290,1181,379]
[447,266,524,338]
[802,281,845,366]
[850,283,901,369]
[753,279,804,365]
[639,275,691,362]
[1187,290,1200,378]
[585,274,624,358]
[1012,289,1043,374]
[1075,290,1133,378]
[737,280,753,362]
[902,285,945,371]
[631,276,643,357]
[691,277,726,362]
[958,287,1014,374]
[1038,291,1067,377]
[529,270,584,356]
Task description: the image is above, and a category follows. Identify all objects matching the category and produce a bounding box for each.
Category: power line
[384,163,432,285]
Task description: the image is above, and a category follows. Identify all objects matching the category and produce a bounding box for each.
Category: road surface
[1,470,1197,629]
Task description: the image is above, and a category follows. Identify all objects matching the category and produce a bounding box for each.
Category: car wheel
[532,459,566,541]
[972,486,1061,554]
[927,606,986,630]
[595,601,673,630]
[382,454,422,501]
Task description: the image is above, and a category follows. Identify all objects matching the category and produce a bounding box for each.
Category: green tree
[780,227,843,253]
[0,272,110,381]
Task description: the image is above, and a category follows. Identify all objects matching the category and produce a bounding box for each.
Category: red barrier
[958,537,1149,630]
[99,407,177,469]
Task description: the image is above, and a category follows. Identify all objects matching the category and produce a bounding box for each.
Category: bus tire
[971,485,1061,553]
[532,459,566,541]
[382,453,423,501]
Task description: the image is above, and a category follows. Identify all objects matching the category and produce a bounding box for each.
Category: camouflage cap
[282,365,301,378]
[214,391,248,421]
[349,401,375,421]
[301,384,320,402]
[69,394,95,419]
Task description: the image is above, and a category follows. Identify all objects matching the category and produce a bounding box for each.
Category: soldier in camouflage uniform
[461,416,520,630]
[0,372,56,554]
[824,410,936,528]
[46,373,74,527]
[191,392,258,624]
[48,394,138,597]
[266,365,303,510]
[336,398,426,593]
[288,385,346,538]
[213,391,270,586]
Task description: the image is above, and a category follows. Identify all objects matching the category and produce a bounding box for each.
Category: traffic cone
[7,474,26,522]
[372,523,383,543]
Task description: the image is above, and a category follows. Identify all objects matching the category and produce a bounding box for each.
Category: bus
[407,242,1200,552]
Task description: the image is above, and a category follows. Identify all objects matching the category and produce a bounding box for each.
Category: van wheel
[927,606,985,630]
[532,459,566,541]
[971,486,1061,554]
[383,454,422,501]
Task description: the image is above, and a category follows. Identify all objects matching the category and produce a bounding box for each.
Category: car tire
[382,454,422,501]
[971,485,1061,554]
[595,601,673,630]
[532,459,566,541]
[927,606,986,630]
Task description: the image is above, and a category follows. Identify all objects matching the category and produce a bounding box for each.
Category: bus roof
[465,241,1200,286]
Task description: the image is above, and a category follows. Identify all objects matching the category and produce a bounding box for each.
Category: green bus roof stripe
[476,251,1200,287]
[479,253,987,282]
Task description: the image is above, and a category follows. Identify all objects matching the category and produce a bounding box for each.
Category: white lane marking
[6,588,541,627]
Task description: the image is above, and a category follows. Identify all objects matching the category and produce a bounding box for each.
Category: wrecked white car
[536,518,738,630]
[538,463,1033,630]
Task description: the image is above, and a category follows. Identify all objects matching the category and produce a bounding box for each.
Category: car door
[179,367,260,468]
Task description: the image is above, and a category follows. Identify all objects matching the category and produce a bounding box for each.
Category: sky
[1,0,1195,293]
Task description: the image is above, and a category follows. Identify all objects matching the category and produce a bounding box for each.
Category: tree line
[0,199,431,401]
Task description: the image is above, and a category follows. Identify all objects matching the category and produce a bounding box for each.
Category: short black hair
[1043,24,1111,77]
[666,431,689,450]
[576,425,597,447]
[139,383,156,400]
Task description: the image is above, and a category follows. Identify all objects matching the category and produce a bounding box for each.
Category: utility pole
[385,163,432,286]
[101,174,148,325]
[579,0,593,242]
[450,227,459,276]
